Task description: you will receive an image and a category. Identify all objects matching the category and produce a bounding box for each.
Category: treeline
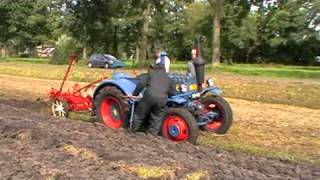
[0,0,319,65]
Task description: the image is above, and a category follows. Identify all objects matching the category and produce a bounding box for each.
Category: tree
[0,0,58,57]
[208,0,224,66]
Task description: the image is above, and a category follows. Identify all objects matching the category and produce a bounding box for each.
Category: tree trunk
[135,42,140,64]
[82,46,87,60]
[139,3,152,63]
[212,13,221,66]
[0,44,5,58]
[113,25,119,58]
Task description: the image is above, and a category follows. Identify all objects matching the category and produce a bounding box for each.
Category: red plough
[49,54,107,117]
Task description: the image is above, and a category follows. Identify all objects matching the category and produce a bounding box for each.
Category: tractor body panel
[94,78,136,98]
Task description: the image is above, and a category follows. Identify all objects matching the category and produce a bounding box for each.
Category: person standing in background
[187,48,196,77]
[155,48,171,73]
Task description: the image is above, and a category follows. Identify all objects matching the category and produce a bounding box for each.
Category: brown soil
[0,99,319,180]
[0,74,320,179]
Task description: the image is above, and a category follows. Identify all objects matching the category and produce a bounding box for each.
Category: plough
[49,53,108,117]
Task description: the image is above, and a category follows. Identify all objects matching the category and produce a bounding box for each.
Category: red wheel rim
[100,97,124,128]
[162,115,189,142]
[203,102,223,130]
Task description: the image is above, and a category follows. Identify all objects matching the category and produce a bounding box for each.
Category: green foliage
[49,35,80,65]
[0,0,319,65]
[0,0,57,53]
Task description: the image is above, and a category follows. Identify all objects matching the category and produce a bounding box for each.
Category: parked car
[87,54,125,69]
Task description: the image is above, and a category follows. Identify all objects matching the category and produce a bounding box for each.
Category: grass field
[2,57,320,79]
[217,64,320,79]
[0,59,319,109]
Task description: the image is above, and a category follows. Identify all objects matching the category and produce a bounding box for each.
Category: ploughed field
[0,71,319,179]
[0,98,319,180]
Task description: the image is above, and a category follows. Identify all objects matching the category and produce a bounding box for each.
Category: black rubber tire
[200,96,233,134]
[95,86,129,127]
[161,108,198,144]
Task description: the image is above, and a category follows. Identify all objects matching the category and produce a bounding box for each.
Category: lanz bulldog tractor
[93,40,233,144]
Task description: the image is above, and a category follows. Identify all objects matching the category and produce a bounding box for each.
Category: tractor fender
[201,87,223,97]
[93,79,136,99]
[167,96,188,105]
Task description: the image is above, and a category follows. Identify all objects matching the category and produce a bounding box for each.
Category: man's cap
[160,51,168,56]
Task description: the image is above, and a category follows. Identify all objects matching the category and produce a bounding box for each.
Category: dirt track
[0,99,319,180]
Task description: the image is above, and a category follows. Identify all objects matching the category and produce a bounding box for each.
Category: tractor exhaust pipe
[193,36,206,91]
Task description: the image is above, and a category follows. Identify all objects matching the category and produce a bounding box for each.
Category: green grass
[144,62,320,79]
[0,57,49,64]
[1,58,320,79]
[216,64,320,79]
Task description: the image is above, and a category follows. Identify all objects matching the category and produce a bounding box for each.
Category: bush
[49,35,80,65]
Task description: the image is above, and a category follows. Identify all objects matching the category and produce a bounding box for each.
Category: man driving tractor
[129,63,176,136]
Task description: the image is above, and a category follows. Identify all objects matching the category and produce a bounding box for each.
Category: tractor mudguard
[167,96,188,105]
[93,78,136,99]
[201,87,223,97]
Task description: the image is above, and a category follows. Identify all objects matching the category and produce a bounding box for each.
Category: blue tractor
[92,70,233,144]
[93,39,232,143]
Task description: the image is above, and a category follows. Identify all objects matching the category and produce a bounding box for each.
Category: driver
[129,63,176,136]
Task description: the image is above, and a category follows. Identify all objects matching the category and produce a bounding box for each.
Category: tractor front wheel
[200,96,233,134]
[95,87,129,129]
[161,108,198,144]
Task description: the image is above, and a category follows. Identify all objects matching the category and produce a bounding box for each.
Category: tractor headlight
[207,78,214,87]
[109,60,114,64]
[189,84,198,91]
[180,84,188,92]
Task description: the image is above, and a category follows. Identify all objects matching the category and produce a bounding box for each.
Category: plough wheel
[51,99,69,118]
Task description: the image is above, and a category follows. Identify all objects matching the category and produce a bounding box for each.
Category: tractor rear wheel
[161,108,198,144]
[200,96,233,134]
[95,86,129,129]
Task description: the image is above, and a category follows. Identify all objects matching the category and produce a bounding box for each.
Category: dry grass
[16,130,32,141]
[0,61,319,109]
[0,62,112,82]
[212,74,320,109]
[63,144,98,161]
[125,165,177,179]
[109,161,179,179]
[118,163,209,179]
[199,98,320,165]
[184,170,209,180]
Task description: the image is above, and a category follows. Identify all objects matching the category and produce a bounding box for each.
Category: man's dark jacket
[133,65,176,99]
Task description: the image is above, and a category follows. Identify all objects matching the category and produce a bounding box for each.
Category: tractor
[92,39,233,144]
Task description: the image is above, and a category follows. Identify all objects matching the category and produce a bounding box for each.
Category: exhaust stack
[193,36,206,91]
